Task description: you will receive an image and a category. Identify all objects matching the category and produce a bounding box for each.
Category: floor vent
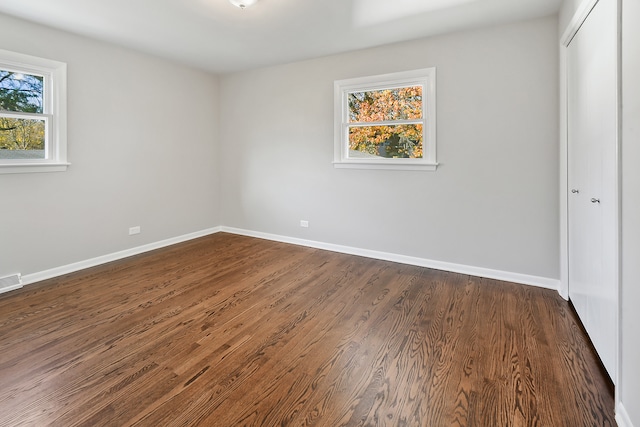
[0,274,22,294]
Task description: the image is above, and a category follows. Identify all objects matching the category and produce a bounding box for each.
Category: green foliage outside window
[0,70,45,154]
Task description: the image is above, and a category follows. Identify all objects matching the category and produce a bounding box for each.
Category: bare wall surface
[0,13,220,278]
[219,16,560,280]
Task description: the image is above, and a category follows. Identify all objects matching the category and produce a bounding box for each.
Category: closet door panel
[567,0,618,380]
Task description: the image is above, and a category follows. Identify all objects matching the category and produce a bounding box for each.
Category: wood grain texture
[0,233,614,426]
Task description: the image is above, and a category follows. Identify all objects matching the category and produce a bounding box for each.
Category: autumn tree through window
[0,49,68,174]
[0,69,46,159]
[334,68,437,170]
[349,86,423,159]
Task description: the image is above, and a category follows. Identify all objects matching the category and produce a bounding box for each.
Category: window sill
[333,161,438,171]
[0,163,70,174]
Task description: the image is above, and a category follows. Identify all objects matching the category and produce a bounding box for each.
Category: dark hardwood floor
[0,233,614,426]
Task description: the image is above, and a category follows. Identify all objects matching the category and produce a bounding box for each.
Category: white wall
[621,0,640,424]
[0,13,220,279]
[219,16,559,280]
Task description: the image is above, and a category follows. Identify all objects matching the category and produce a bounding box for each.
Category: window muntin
[334,68,436,170]
[0,49,68,173]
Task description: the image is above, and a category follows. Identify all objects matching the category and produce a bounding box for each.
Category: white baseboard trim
[220,227,561,291]
[617,403,634,427]
[21,227,222,287]
[16,225,560,293]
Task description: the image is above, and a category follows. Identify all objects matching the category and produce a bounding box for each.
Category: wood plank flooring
[0,233,614,426]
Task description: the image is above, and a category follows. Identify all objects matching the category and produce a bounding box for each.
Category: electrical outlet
[129,226,141,235]
[300,220,309,228]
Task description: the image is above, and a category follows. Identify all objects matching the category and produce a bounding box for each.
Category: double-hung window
[0,49,68,174]
[334,68,437,170]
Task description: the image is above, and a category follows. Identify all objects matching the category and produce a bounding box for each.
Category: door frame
[558,0,621,397]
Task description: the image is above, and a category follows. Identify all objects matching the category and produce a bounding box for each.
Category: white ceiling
[0,0,562,74]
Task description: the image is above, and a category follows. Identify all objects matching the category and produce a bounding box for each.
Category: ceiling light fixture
[229,0,258,9]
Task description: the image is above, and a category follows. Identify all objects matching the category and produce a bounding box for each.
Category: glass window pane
[0,69,44,114]
[348,86,422,123]
[349,124,423,159]
[0,116,46,159]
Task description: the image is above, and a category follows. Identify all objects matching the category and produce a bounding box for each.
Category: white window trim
[333,68,437,171]
[0,49,68,174]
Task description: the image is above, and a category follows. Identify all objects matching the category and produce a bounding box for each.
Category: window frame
[0,49,68,174]
[333,67,437,171]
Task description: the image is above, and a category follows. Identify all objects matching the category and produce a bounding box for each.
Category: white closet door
[567,0,618,381]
